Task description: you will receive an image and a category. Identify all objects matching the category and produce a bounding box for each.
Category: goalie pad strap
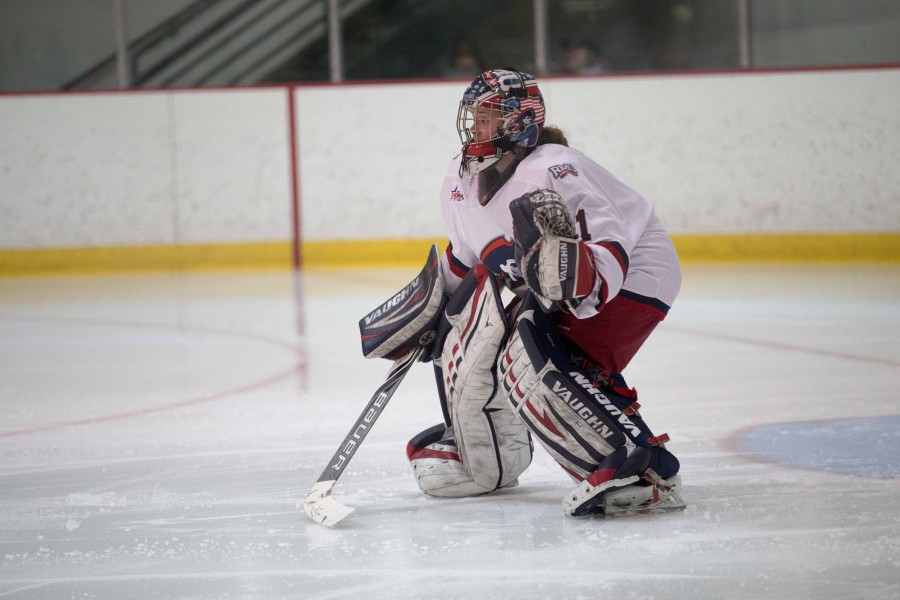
[563,343,680,479]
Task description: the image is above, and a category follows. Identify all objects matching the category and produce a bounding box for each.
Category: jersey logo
[449,185,465,202]
[480,236,522,289]
[549,163,578,179]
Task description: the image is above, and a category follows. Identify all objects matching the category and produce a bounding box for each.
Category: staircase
[64,0,515,90]
[64,0,369,89]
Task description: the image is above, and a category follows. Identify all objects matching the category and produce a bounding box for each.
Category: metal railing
[64,0,371,90]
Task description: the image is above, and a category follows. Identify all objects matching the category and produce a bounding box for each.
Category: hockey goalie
[361,68,685,517]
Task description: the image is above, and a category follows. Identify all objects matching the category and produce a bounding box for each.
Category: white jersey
[438,143,681,319]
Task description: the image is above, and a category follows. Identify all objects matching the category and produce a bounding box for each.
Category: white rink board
[0,88,292,248]
[0,93,173,247]
[166,90,294,244]
[296,69,900,239]
[542,70,900,233]
[294,82,460,241]
[1,68,898,250]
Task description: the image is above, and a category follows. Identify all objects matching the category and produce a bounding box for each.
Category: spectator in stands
[444,39,485,78]
[560,38,607,75]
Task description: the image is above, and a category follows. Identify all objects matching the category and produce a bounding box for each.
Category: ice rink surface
[1,263,899,600]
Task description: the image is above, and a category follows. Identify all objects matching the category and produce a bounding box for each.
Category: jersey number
[575,209,592,241]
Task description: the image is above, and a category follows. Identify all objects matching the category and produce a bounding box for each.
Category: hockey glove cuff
[521,237,597,311]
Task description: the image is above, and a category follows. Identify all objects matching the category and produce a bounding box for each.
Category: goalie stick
[303,345,424,527]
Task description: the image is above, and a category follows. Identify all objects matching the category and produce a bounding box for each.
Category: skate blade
[563,474,640,516]
[597,491,687,518]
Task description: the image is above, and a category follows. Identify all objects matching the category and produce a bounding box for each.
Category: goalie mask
[457,69,545,178]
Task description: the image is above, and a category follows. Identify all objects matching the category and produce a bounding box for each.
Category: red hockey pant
[555,294,666,373]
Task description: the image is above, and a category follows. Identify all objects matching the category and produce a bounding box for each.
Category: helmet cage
[456,69,545,176]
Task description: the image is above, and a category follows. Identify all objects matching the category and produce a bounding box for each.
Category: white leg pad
[438,267,533,494]
[408,427,497,497]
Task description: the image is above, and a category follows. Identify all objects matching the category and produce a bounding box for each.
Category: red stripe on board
[287,86,302,271]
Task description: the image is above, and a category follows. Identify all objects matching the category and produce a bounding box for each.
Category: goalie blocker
[359,244,447,361]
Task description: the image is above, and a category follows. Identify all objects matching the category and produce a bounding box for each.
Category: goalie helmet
[457,69,545,176]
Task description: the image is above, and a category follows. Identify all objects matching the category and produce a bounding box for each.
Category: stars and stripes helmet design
[457,69,546,176]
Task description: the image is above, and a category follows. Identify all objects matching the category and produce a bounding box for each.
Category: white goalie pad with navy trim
[496,296,645,482]
[408,265,533,497]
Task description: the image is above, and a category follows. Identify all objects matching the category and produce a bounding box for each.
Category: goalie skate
[562,446,647,516]
[587,472,685,518]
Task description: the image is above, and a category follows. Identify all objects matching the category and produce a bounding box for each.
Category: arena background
[2,66,898,275]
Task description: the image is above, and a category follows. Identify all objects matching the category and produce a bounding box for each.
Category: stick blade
[304,480,355,527]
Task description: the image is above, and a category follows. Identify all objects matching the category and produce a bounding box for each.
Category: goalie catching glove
[510,189,597,313]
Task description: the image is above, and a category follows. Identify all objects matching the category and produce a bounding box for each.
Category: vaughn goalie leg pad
[563,349,684,514]
[498,297,684,516]
[407,266,533,498]
[565,348,681,480]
